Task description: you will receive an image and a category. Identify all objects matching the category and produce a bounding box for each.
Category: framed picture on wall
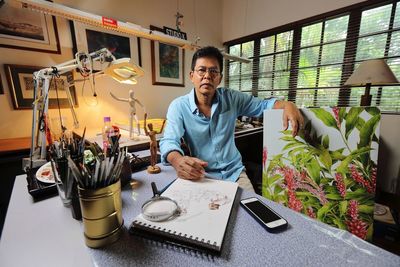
[70,21,142,69]
[4,64,78,110]
[150,25,185,87]
[0,1,61,54]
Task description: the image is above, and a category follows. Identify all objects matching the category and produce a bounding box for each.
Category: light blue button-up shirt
[160,87,276,182]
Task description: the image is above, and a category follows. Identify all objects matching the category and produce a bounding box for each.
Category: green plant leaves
[319,148,332,170]
[358,114,381,148]
[262,107,379,240]
[311,109,338,130]
[317,203,334,220]
[306,157,321,184]
[345,107,363,139]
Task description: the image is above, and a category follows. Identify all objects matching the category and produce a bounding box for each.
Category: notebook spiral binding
[129,220,220,255]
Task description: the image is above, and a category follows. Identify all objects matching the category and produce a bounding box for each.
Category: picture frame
[4,64,78,110]
[71,21,142,68]
[150,25,185,87]
[0,1,61,54]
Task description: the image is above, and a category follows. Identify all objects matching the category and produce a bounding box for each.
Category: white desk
[0,175,92,267]
[1,167,400,267]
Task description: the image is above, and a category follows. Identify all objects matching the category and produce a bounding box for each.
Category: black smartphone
[240,197,288,232]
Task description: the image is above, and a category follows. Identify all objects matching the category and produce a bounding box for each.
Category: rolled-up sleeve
[159,100,185,164]
[233,90,277,117]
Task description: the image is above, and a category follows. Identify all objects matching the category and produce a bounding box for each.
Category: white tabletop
[0,175,93,267]
[1,167,400,267]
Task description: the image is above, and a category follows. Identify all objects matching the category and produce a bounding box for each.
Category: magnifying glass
[141,182,181,222]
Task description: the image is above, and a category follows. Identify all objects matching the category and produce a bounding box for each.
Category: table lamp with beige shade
[344,59,399,106]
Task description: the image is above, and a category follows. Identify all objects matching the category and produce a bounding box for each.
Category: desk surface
[1,166,399,267]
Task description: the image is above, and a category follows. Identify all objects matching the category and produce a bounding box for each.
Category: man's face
[190,56,222,97]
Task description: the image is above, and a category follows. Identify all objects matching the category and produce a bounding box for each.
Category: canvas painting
[263,107,380,240]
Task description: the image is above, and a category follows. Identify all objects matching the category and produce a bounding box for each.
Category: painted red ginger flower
[349,165,376,194]
[334,173,346,198]
[262,146,268,169]
[346,200,368,239]
[369,167,377,193]
[288,191,303,212]
[332,107,341,128]
[274,166,327,210]
[307,206,316,218]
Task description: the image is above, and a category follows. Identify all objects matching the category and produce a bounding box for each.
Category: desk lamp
[25,48,142,170]
[344,59,399,106]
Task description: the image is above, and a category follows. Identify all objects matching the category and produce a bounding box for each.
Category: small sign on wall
[163,26,187,40]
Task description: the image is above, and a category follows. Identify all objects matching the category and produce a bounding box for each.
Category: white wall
[222,0,365,42]
[0,0,223,138]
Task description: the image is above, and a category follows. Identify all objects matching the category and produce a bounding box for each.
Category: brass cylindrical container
[78,180,123,248]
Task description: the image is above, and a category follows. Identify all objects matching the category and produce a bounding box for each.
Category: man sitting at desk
[160,46,303,192]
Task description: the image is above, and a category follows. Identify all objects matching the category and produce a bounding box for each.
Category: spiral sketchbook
[129,178,238,254]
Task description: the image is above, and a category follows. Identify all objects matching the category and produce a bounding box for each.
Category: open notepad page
[132,178,238,251]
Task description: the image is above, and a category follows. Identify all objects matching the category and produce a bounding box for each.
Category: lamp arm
[65,86,79,128]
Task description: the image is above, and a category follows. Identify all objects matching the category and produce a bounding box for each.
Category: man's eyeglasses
[194,67,221,77]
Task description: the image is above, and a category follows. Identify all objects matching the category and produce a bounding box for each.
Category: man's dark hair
[191,46,223,72]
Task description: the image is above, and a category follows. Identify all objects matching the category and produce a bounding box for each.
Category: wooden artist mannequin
[144,114,166,174]
[110,89,145,140]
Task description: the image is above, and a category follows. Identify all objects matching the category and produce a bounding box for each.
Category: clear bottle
[102,116,113,153]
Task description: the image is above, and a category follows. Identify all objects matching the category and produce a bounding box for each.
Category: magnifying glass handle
[151,182,160,197]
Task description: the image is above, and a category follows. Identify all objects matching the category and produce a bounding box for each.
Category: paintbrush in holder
[67,135,127,248]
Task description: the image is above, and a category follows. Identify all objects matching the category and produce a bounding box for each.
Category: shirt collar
[188,88,220,115]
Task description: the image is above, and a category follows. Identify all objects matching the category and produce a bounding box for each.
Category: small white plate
[36,162,55,184]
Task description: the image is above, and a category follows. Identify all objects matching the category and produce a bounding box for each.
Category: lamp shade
[104,58,144,85]
[344,59,399,86]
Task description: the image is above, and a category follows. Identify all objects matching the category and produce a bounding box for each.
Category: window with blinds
[225,1,400,112]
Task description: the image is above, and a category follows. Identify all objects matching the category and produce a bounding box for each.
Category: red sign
[102,17,118,28]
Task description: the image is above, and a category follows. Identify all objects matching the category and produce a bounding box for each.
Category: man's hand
[274,100,304,136]
[167,151,207,180]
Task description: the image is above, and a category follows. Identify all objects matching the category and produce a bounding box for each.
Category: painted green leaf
[322,135,329,149]
[317,203,334,220]
[281,136,296,142]
[296,192,317,198]
[358,114,380,148]
[311,109,339,129]
[339,200,348,217]
[336,147,371,173]
[345,188,369,200]
[330,148,346,161]
[276,194,287,204]
[358,204,374,214]
[345,107,363,139]
[319,148,332,170]
[283,142,306,151]
[268,174,283,186]
[355,117,365,132]
[288,146,309,158]
[263,189,271,199]
[366,225,373,241]
[365,107,380,116]
[306,157,321,183]
[274,185,283,196]
[326,193,342,200]
[333,218,347,230]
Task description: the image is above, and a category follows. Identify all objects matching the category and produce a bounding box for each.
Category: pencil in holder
[78,180,123,248]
